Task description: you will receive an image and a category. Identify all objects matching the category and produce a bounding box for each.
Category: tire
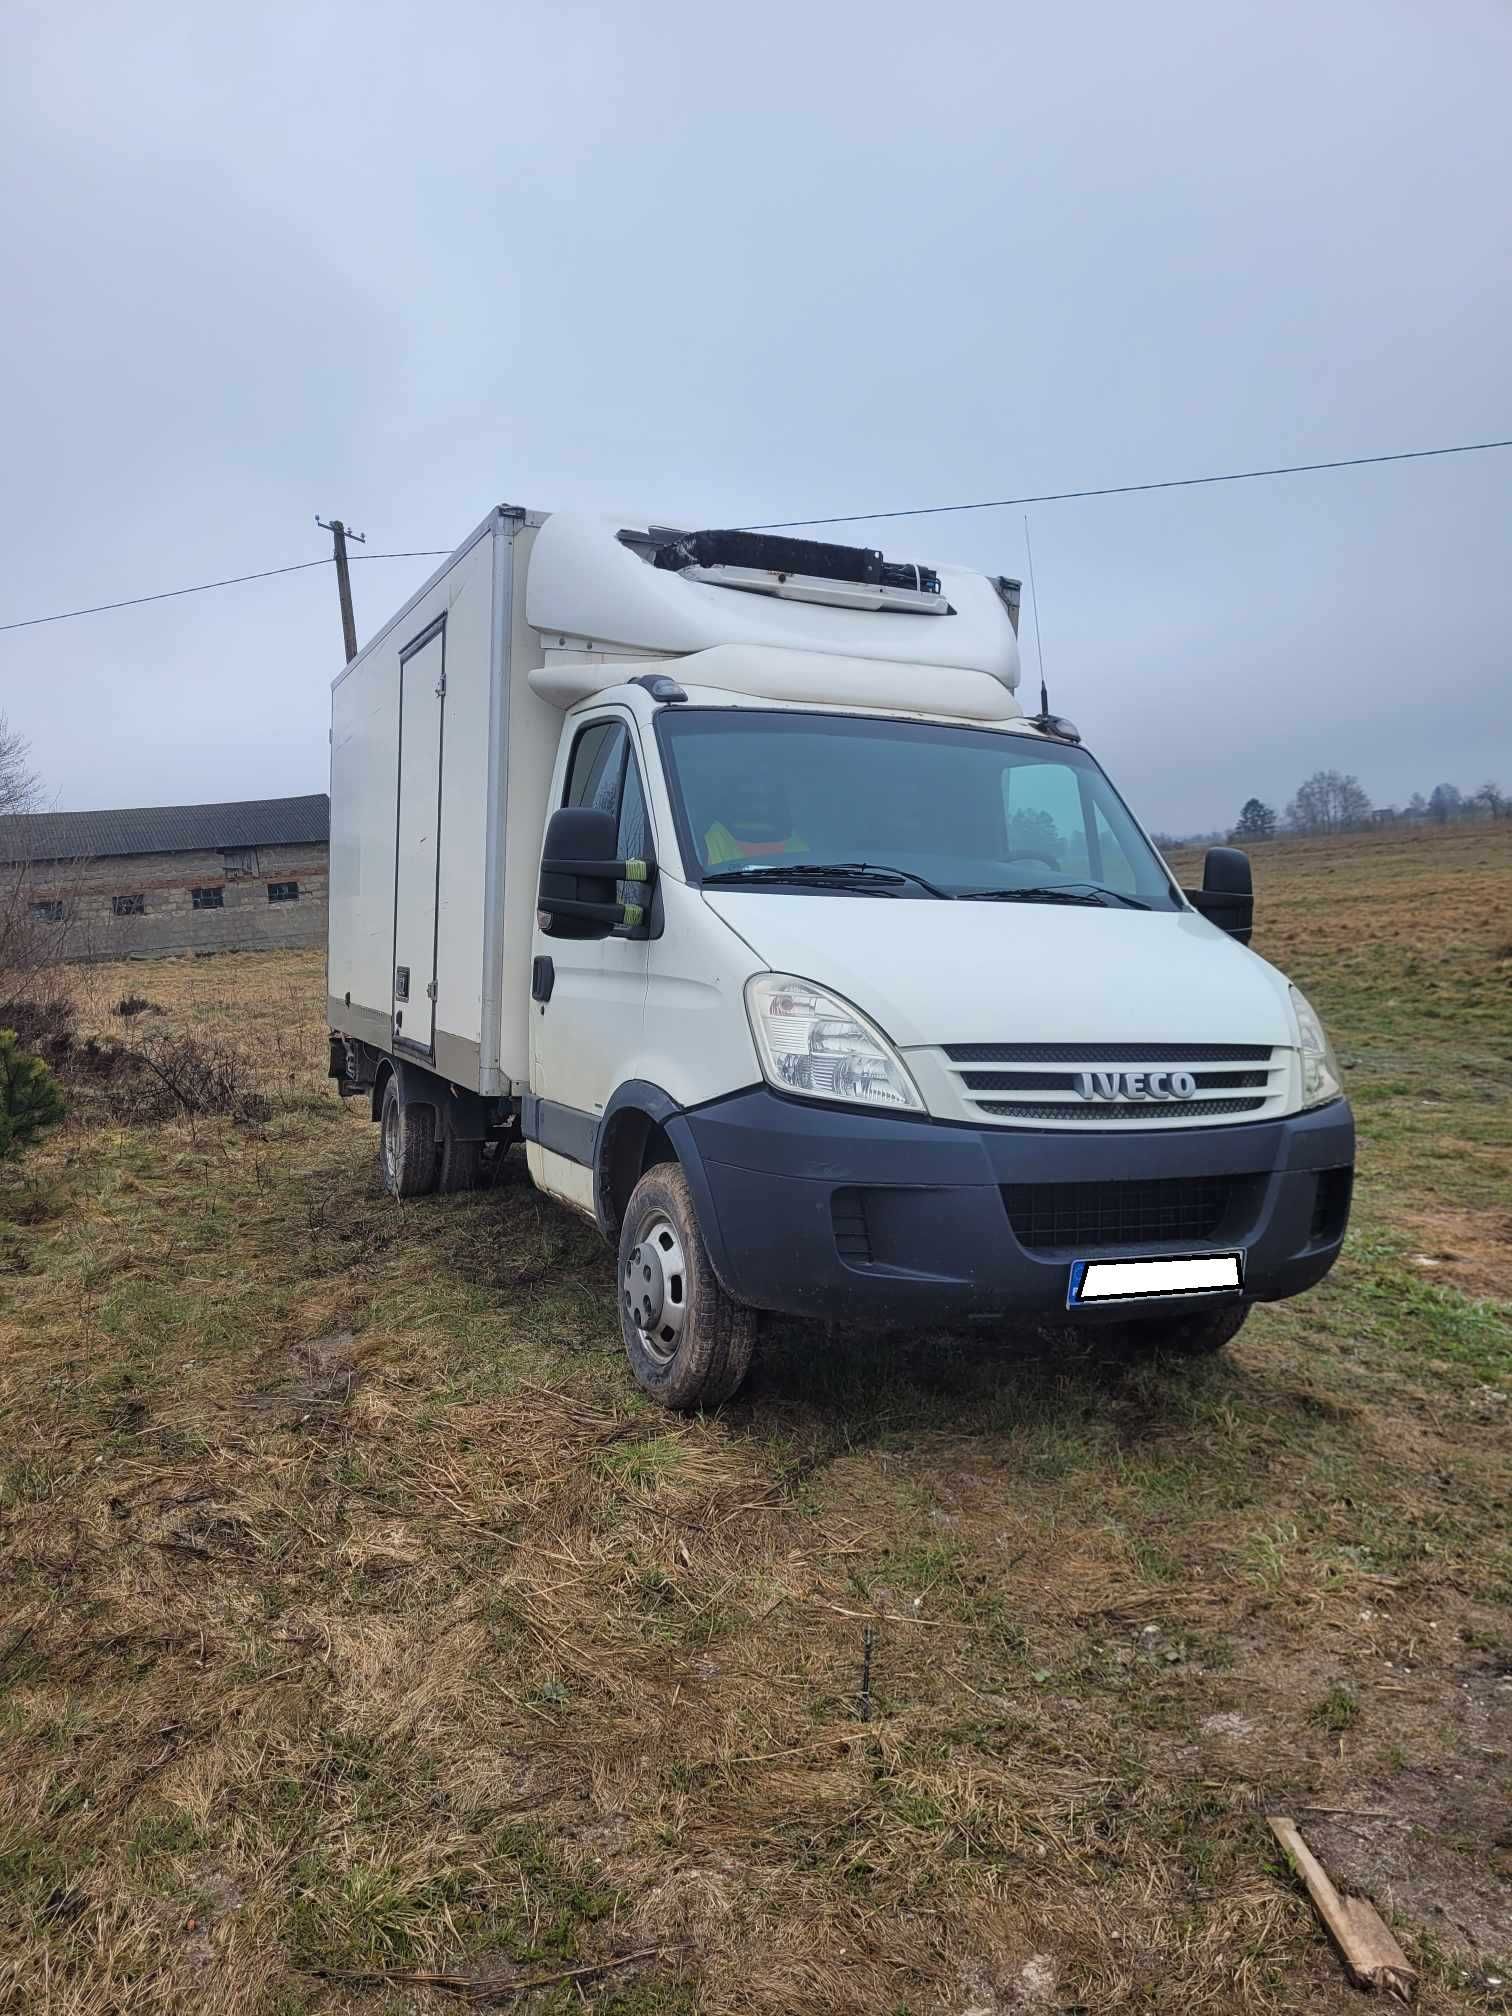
[617,1163,757,1410]
[1118,1302,1250,1357]
[378,1074,437,1199]
[436,1132,483,1194]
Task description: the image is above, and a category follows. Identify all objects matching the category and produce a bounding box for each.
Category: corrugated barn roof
[0,793,330,864]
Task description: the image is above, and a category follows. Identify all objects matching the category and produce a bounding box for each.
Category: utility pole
[316,516,366,662]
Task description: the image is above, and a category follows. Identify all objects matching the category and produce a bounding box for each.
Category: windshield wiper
[959,882,1151,909]
[701,861,950,898]
[826,861,953,899]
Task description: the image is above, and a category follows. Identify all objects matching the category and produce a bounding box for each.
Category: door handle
[531,956,555,1004]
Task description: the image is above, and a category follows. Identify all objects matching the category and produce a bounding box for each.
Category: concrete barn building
[1,794,329,959]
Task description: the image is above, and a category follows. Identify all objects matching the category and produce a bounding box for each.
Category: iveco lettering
[1075,1071,1199,1101]
[327,508,1354,1407]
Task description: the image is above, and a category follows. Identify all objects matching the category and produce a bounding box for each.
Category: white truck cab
[328,507,1353,1407]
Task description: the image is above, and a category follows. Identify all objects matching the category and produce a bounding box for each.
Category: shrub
[36,1024,269,1129]
[0,1028,65,1161]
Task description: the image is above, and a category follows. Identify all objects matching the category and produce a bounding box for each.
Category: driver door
[527,712,652,1213]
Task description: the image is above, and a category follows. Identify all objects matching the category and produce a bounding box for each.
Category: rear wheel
[378,1074,437,1199]
[1118,1302,1249,1357]
[618,1163,756,1410]
[436,1132,483,1194]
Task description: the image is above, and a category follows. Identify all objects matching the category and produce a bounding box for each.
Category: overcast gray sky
[4,0,1509,833]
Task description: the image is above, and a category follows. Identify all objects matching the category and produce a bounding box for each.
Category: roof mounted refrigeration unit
[650,529,950,615]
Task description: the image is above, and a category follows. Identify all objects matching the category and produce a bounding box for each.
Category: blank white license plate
[1068,1252,1243,1306]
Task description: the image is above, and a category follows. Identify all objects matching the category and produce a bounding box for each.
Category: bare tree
[0,717,42,982]
[1474,780,1506,820]
[0,719,82,1022]
[0,715,39,820]
[1285,770,1373,835]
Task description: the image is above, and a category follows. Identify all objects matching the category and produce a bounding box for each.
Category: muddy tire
[378,1074,437,1199]
[618,1162,756,1410]
[1118,1302,1249,1357]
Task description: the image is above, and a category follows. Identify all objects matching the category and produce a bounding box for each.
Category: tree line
[1154,772,1508,849]
[1231,772,1507,842]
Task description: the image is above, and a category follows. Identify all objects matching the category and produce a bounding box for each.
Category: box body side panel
[499,523,560,1088]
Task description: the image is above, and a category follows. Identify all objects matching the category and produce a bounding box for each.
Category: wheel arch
[594,1081,739,1300]
[371,1055,450,1127]
[370,1056,396,1122]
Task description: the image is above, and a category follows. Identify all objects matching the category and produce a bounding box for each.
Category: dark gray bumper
[670,1089,1355,1324]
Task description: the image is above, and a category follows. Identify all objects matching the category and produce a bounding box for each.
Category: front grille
[976,1097,1268,1122]
[939,1040,1283,1129]
[1003,1175,1249,1251]
[945,1041,1272,1065]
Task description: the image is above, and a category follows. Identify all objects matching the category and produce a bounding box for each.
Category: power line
[742,435,1512,531]
[3,431,1510,634]
[0,550,452,635]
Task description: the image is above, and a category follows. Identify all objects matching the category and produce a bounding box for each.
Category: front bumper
[670,1088,1355,1324]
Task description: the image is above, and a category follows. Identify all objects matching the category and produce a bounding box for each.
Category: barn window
[222,847,258,876]
[267,881,299,903]
[31,900,66,923]
[192,887,224,910]
[112,893,145,916]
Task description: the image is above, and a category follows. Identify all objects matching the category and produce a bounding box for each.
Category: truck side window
[1093,802,1140,894]
[564,721,626,816]
[562,718,652,935]
[1002,762,1090,876]
[615,760,650,931]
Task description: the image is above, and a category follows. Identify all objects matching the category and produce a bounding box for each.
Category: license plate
[1068,1252,1243,1307]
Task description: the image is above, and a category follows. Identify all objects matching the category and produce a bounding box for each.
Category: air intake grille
[1310,1167,1354,1243]
[1003,1176,1249,1251]
[831,1189,873,1263]
[977,1097,1268,1122]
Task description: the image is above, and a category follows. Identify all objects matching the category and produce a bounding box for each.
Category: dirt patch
[1402,1205,1512,1303]
[238,1332,362,1412]
[1304,1662,1512,1956]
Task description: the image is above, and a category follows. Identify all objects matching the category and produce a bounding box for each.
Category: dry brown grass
[2,832,1509,2014]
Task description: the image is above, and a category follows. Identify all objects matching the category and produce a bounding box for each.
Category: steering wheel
[1004,849,1060,868]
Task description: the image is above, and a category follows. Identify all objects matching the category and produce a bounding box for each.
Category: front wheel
[1117,1302,1250,1357]
[618,1163,756,1410]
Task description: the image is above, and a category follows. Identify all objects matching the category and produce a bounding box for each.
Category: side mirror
[537,807,655,940]
[1183,845,1254,945]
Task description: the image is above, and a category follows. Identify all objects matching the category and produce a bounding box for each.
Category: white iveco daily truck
[327,507,1353,1408]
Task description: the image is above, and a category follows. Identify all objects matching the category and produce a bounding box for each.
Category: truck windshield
[655,708,1180,909]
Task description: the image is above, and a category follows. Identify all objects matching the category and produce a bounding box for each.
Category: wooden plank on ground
[1269,1815,1418,2001]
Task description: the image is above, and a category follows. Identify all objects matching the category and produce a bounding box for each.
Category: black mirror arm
[539,895,648,930]
[539,856,656,884]
[1182,886,1255,945]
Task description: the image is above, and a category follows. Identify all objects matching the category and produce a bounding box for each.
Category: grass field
[2,821,1509,2015]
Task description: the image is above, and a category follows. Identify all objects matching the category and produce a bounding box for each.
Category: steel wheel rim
[623,1210,688,1365]
[382,1098,399,1184]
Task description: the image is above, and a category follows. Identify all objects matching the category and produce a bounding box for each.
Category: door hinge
[435,671,446,698]
[425,980,438,1000]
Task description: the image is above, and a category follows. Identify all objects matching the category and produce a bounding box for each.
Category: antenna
[1023,513,1049,717]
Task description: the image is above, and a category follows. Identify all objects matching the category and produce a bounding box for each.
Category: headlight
[744,973,922,1111]
[1290,984,1343,1110]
